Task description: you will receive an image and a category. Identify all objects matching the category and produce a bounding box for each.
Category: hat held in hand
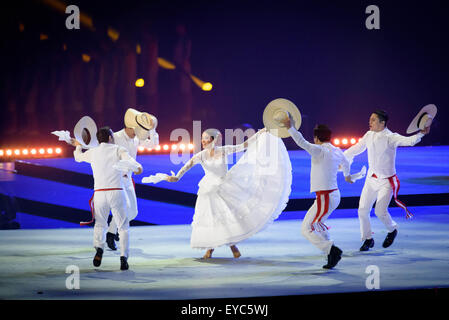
[263,98,301,138]
[406,104,437,134]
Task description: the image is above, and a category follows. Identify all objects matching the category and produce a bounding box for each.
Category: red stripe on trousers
[80,188,123,226]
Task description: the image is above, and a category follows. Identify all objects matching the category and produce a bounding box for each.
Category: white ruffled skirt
[190,132,292,249]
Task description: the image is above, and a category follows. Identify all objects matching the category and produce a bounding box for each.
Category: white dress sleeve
[175,151,203,180]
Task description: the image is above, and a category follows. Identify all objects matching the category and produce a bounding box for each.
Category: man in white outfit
[106,108,159,251]
[280,115,352,269]
[344,110,429,251]
[73,127,143,270]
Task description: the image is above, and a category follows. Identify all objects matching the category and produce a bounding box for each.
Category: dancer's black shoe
[120,256,129,271]
[382,229,397,248]
[106,232,117,251]
[360,238,375,251]
[323,245,343,269]
[114,232,120,241]
[93,248,103,267]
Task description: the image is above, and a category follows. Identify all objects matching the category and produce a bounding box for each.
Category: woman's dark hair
[96,126,113,143]
[313,124,332,142]
[373,109,389,125]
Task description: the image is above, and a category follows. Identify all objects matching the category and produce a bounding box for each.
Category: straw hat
[263,98,301,138]
[124,108,157,140]
[73,116,99,149]
[406,104,437,134]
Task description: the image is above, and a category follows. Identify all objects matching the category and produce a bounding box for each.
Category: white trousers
[108,177,137,234]
[93,189,130,257]
[301,189,341,255]
[358,175,398,241]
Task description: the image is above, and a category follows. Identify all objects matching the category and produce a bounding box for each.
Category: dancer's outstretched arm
[221,128,267,155]
[167,151,203,182]
[139,129,159,149]
[73,140,92,163]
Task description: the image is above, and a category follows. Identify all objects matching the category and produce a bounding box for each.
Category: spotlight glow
[350,138,356,144]
[47,148,54,154]
[171,144,177,150]
[135,78,145,87]
[188,144,194,150]
[39,148,45,155]
[55,148,62,154]
[0,150,4,156]
[163,144,169,151]
[22,149,29,155]
[138,146,145,152]
[14,149,20,156]
[333,139,340,145]
[342,138,348,145]
[31,149,37,155]
[6,150,12,156]
[179,144,186,150]
[155,145,161,151]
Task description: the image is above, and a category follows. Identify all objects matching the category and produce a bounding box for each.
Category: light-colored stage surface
[1,206,449,300]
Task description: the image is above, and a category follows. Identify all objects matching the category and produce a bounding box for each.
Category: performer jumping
[344,109,432,251]
[143,127,292,259]
[105,108,159,251]
[72,126,143,270]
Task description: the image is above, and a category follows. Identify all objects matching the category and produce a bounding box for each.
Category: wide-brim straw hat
[73,116,99,149]
[406,104,437,134]
[124,108,157,140]
[263,98,302,138]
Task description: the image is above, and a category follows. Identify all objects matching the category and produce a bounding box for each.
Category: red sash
[311,189,337,232]
[80,188,123,226]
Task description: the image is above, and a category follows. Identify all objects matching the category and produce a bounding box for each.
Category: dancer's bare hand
[71,139,81,147]
[134,167,143,175]
[166,176,179,182]
[420,126,430,135]
[345,176,354,184]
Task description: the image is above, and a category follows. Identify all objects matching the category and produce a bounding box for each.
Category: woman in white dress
[159,128,292,259]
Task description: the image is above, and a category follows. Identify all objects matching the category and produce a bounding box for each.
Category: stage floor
[1,206,449,300]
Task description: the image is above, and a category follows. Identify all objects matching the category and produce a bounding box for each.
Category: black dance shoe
[106,232,117,251]
[93,248,103,267]
[382,229,398,248]
[323,245,343,269]
[120,256,129,271]
[360,238,375,251]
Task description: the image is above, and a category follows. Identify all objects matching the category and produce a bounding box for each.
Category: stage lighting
[342,138,348,145]
[107,27,120,42]
[136,44,141,55]
[333,139,340,145]
[172,144,177,150]
[135,78,145,87]
[82,54,91,63]
[188,144,194,150]
[55,148,62,154]
[39,148,45,155]
[190,75,213,92]
[179,144,186,150]
[163,145,169,151]
[350,138,356,144]
[47,148,53,154]
[157,57,176,70]
[6,150,12,156]
[155,145,161,151]
[14,149,20,156]
[202,82,213,91]
[31,149,37,155]
[146,148,152,151]
[138,146,145,152]
[22,149,29,155]
[0,150,4,156]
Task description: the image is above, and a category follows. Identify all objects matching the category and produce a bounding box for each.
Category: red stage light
[0,150,4,156]
[6,150,12,156]
[31,149,37,155]
[171,144,177,150]
[55,148,62,154]
[163,144,169,150]
[188,144,194,150]
[14,149,20,156]
[47,148,54,154]
[138,146,145,152]
[333,139,340,145]
[39,148,45,155]
[350,138,356,144]
[155,145,161,151]
[342,138,348,145]
[22,149,29,155]
[179,144,186,150]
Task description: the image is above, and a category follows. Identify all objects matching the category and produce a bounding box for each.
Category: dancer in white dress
[149,127,292,259]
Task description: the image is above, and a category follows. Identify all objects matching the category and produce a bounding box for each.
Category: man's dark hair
[313,124,332,142]
[96,126,113,143]
[373,109,389,125]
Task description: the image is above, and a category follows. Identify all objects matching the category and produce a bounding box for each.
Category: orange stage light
[163,145,169,150]
[39,148,45,155]
[47,148,54,154]
[179,144,186,150]
[333,139,340,145]
[0,150,4,156]
[6,150,12,156]
[55,148,62,154]
[342,138,348,145]
[31,149,37,155]
[14,149,20,156]
[350,138,356,144]
[155,145,161,151]
[138,146,145,152]
[22,149,29,155]
[188,144,194,150]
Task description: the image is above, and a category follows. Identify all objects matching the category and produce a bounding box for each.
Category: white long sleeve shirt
[288,127,350,193]
[344,128,424,179]
[74,143,142,190]
[113,128,159,160]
